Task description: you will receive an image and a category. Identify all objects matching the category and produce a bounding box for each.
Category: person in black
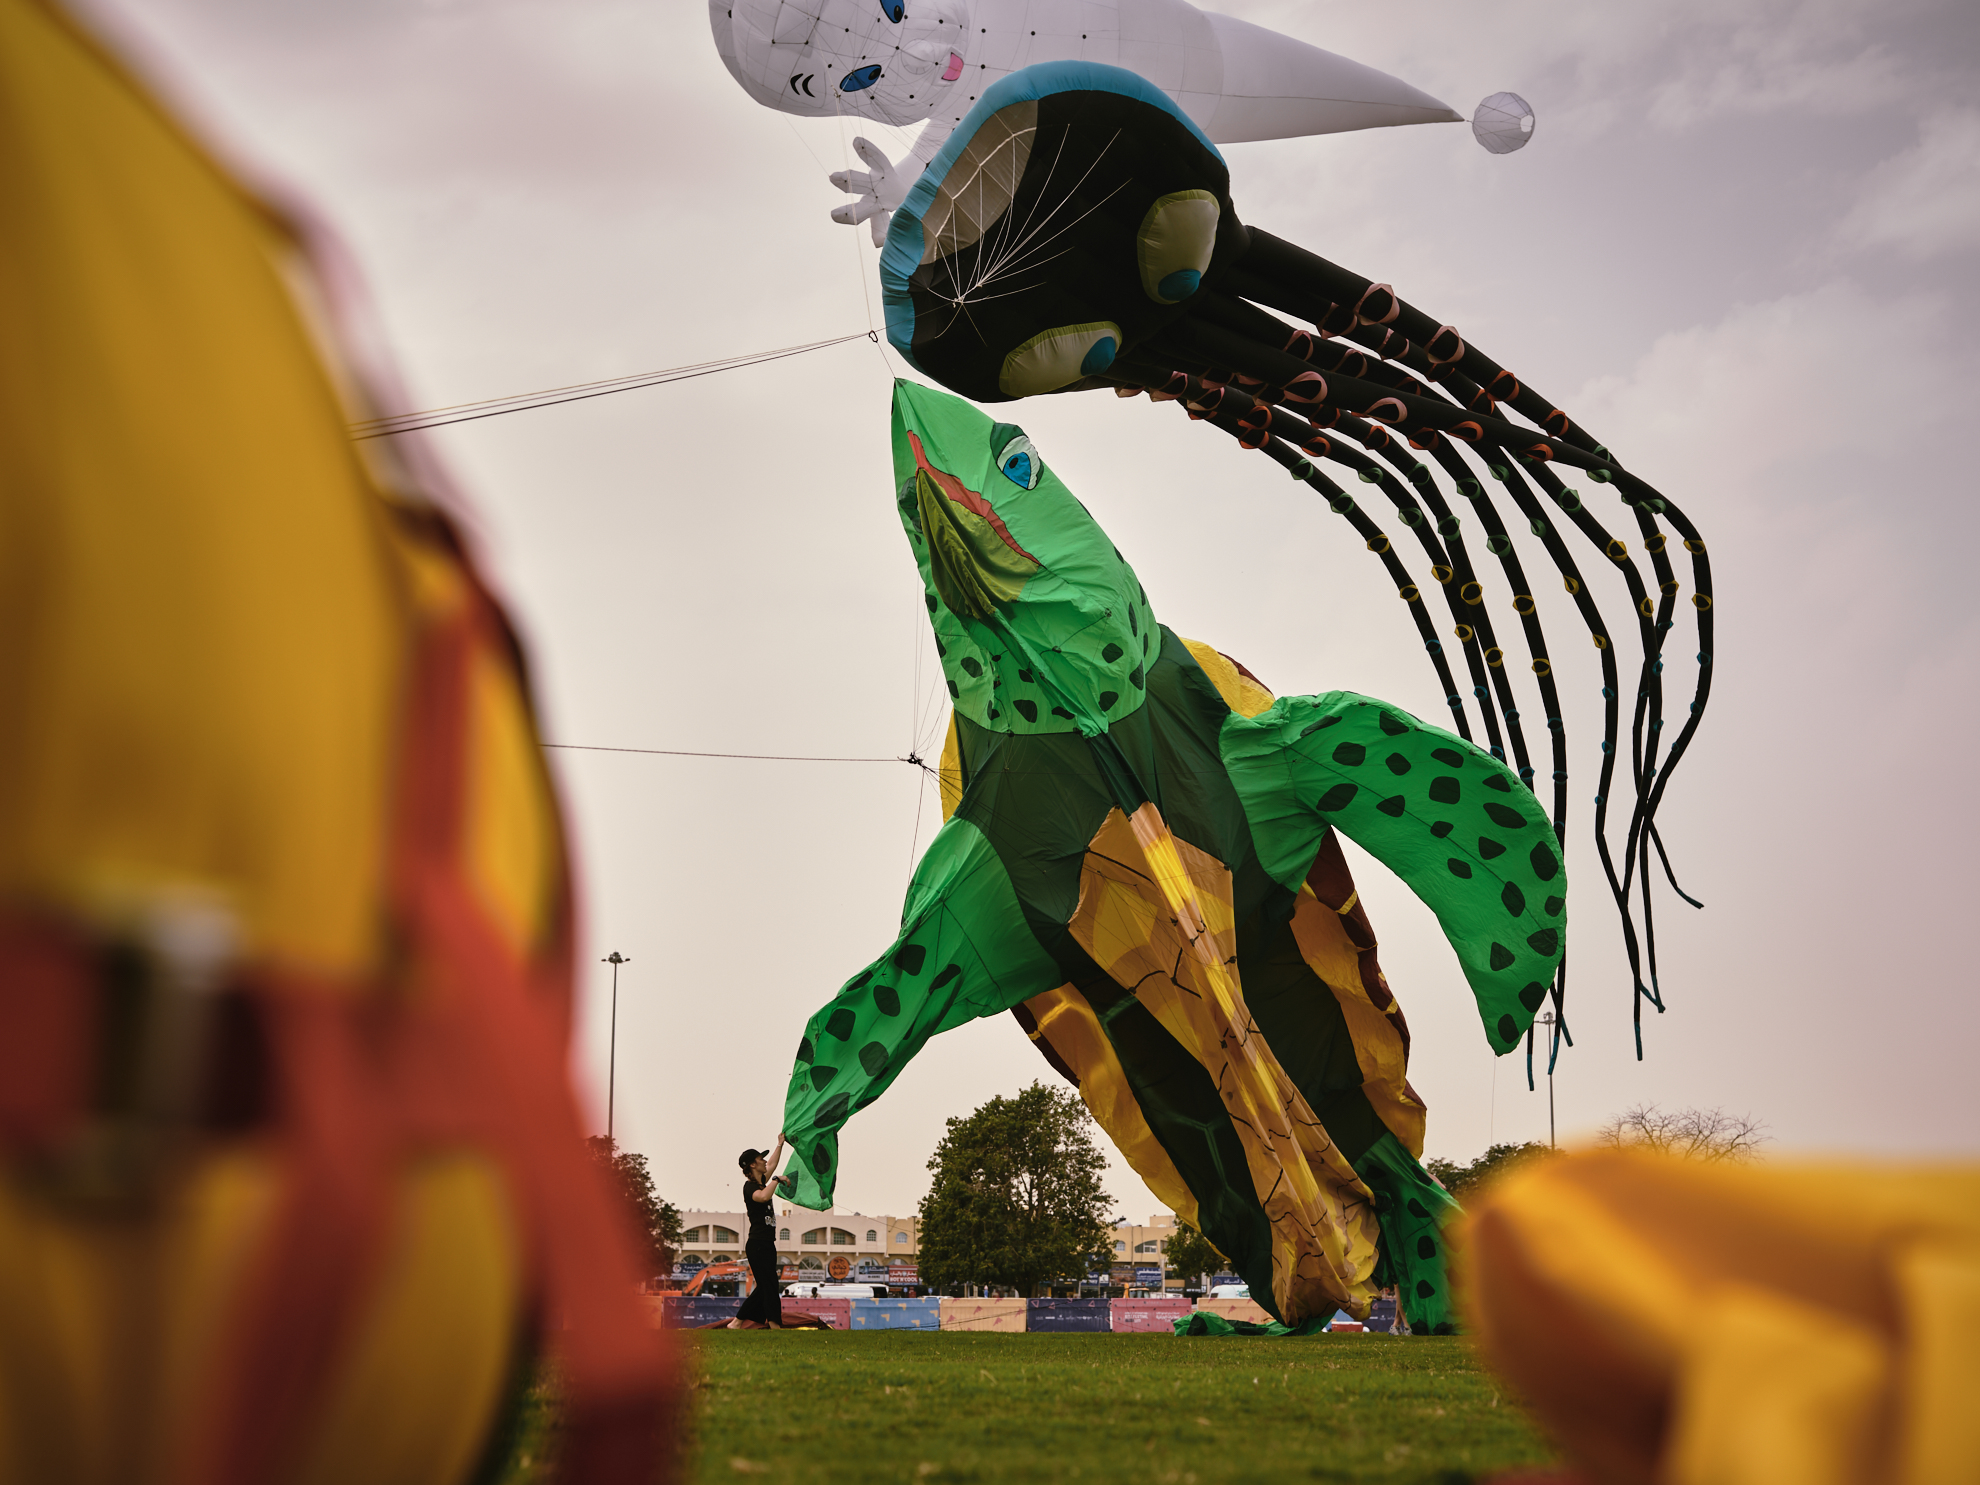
[730,1133,791,1328]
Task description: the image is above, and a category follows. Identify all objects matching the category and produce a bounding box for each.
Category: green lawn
[499,1331,1559,1483]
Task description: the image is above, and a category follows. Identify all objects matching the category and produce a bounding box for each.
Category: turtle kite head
[891,379,1152,738]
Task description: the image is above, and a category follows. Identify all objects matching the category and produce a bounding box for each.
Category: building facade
[676,1205,921,1282]
[676,1208,1203,1292]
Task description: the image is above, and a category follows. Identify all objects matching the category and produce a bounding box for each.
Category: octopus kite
[780,380,1570,1330]
[873,63,1714,1059]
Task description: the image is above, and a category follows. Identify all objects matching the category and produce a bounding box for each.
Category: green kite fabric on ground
[778,381,1569,1331]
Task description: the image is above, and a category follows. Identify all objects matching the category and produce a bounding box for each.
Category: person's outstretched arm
[779,816,1060,1208]
[1221,689,1566,1055]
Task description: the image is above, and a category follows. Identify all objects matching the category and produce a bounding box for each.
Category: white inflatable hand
[830,136,909,247]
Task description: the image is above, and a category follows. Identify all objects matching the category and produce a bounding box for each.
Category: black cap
[739,1148,766,1172]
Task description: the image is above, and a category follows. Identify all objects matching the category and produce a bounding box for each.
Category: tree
[916,1082,1114,1297]
[1597,1104,1768,1162]
[585,1136,683,1277]
[1424,1142,1558,1201]
[1162,1217,1226,1286]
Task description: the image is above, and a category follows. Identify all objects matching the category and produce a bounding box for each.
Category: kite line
[350,331,875,439]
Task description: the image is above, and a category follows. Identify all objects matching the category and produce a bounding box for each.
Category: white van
[784,1282,883,1299]
[1207,1283,1250,1299]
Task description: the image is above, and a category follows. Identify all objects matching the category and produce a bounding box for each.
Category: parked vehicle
[783,1282,884,1299]
[1207,1283,1250,1299]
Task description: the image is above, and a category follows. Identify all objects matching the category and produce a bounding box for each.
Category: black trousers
[735,1238,782,1324]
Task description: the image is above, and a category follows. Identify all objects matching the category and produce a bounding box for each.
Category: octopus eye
[992,428,1041,489]
[878,0,905,19]
[840,64,883,92]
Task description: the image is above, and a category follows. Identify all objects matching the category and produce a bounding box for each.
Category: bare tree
[1597,1104,1769,1162]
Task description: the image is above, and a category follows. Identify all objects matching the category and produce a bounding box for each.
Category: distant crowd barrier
[938,1298,1028,1331]
[654,1291,1396,1332]
[1193,1296,1274,1326]
[851,1296,943,1330]
[1024,1298,1112,1332]
[1109,1296,1191,1333]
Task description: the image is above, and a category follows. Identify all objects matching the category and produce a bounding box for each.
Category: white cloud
[1836,107,1980,259]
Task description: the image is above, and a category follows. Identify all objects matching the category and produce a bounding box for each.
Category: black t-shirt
[743,1179,778,1242]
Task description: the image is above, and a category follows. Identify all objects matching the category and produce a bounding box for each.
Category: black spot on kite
[796,1037,815,1065]
[1432,747,1464,768]
[1129,665,1145,689]
[946,679,959,699]
[1528,928,1560,956]
[811,1142,832,1174]
[1407,1198,1431,1220]
[1380,711,1409,736]
[894,944,927,975]
[814,1092,851,1128]
[1417,1235,1437,1260]
[1484,773,1511,792]
[1495,1013,1517,1044]
[988,707,1000,720]
[847,970,874,990]
[931,964,961,989]
[1317,783,1359,812]
[1015,700,1038,722]
[1502,883,1526,916]
[1430,821,1453,838]
[1018,668,1034,683]
[925,594,938,614]
[1545,896,1564,917]
[1128,607,1138,636]
[859,1042,890,1077]
[1385,753,1411,775]
[1051,706,1075,719]
[1102,642,1124,663]
[873,984,900,1016]
[1518,982,1547,1012]
[1300,716,1342,738]
[809,1064,837,1091]
[825,1008,856,1041]
[1429,776,1460,804]
[1332,742,1366,766]
[1478,837,1505,859]
[1416,1279,1437,1299]
[1484,802,1529,829]
[1447,859,1473,879]
[1490,943,1516,971]
[1530,843,1559,881]
[960,656,982,677]
[1099,690,1118,709]
[1377,795,1406,817]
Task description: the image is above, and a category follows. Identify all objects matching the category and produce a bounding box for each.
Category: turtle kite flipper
[1222,691,1567,1056]
[779,814,1061,1209]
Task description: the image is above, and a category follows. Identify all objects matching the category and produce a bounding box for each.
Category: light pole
[605,954,629,1148]
[1537,1009,1559,1148]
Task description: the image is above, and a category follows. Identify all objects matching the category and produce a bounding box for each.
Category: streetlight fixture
[603,951,630,1146]
[1537,1009,1560,1149]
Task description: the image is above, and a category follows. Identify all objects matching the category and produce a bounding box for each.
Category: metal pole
[603,952,629,1145]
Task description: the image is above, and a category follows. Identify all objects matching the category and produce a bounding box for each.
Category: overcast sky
[81,0,1980,1218]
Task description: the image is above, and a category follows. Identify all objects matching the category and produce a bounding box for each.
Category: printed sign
[1134,1267,1164,1285]
[888,1265,919,1284]
[827,1255,852,1281]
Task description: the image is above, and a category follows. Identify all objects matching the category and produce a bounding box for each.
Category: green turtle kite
[779,380,1567,1330]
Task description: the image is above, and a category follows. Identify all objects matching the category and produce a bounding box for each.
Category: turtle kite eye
[877,0,904,21]
[840,64,883,93]
[995,431,1041,490]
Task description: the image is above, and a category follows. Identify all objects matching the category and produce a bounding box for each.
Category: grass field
[500,1332,1558,1483]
